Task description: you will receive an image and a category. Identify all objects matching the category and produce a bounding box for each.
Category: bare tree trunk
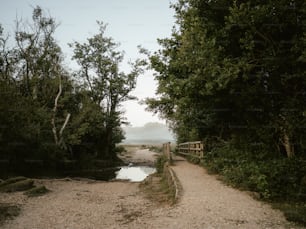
[51,75,62,145]
[282,132,295,158]
[279,115,295,158]
[58,113,71,146]
[51,74,71,147]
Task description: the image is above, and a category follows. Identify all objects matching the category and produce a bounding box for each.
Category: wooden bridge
[177,141,204,159]
[162,141,204,160]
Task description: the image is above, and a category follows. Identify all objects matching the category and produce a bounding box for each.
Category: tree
[0,6,143,177]
[0,7,75,168]
[145,0,306,158]
[70,22,144,158]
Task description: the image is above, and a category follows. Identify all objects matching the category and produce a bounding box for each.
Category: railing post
[200,142,204,159]
[163,142,172,162]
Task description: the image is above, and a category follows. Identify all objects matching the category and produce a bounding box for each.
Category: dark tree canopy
[145,0,306,158]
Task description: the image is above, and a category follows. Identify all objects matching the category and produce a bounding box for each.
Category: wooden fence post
[163,142,172,162]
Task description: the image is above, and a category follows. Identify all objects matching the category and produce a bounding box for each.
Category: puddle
[115,166,156,182]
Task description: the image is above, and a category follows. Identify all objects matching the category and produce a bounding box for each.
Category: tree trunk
[279,115,295,158]
[51,75,62,145]
[58,113,71,146]
[51,75,71,147]
[282,132,295,158]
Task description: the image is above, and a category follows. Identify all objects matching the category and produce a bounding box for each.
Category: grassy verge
[24,185,50,197]
[272,202,306,226]
[140,154,177,205]
[140,174,176,205]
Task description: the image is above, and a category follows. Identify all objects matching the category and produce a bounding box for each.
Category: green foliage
[276,203,306,226]
[0,204,20,226]
[24,185,50,197]
[149,145,162,153]
[69,22,144,159]
[155,155,168,174]
[0,177,27,187]
[0,179,34,193]
[0,7,140,177]
[143,0,306,224]
[186,155,200,164]
[201,142,306,224]
[203,143,306,201]
[115,145,126,154]
[145,0,306,158]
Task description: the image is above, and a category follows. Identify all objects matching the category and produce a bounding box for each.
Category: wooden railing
[177,141,204,159]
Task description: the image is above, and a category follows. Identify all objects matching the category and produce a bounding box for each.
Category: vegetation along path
[1,150,302,228]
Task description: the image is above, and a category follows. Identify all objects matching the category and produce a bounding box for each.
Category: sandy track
[1,180,155,229]
[1,150,302,228]
[160,157,296,229]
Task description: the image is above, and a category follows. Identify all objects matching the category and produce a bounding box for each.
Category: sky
[0,0,177,127]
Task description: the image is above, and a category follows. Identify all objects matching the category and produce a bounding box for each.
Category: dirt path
[163,157,296,228]
[1,150,302,228]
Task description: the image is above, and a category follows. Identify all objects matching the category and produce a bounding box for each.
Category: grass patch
[0,177,27,188]
[148,145,162,153]
[140,154,177,205]
[0,203,20,226]
[155,154,168,174]
[24,185,50,197]
[140,174,176,205]
[272,202,306,226]
[0,179,34,193]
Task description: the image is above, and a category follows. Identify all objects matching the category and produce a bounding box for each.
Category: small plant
[0,177,27,188]
[273,202,306,226]
[0,204,20,226]
[149,145,162,153]
[0,179,34,193]
[24,185,50,197]
[155,155,168,174]
[187,155,200,164]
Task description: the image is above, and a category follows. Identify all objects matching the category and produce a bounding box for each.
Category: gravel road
[0,149,302,229]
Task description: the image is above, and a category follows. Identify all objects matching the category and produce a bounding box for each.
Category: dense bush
[202,144,306,201]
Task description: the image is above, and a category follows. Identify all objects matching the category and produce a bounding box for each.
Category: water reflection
[115,166,156,182]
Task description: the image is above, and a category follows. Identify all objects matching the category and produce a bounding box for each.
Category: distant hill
[121,122,175,144]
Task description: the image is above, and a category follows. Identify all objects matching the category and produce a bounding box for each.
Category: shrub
[202,143,306,201]
[0,179,34,193]
[155,155,168,174]
[0,177,27,188]
[0,204,20,225]
[24,185,50,197]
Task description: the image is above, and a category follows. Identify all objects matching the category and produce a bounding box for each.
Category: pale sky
[0,0,176,127]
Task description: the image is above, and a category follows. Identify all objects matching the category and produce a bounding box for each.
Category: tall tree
[146,0,306,157]
[1,7,79,171]
[70,22,144,158]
